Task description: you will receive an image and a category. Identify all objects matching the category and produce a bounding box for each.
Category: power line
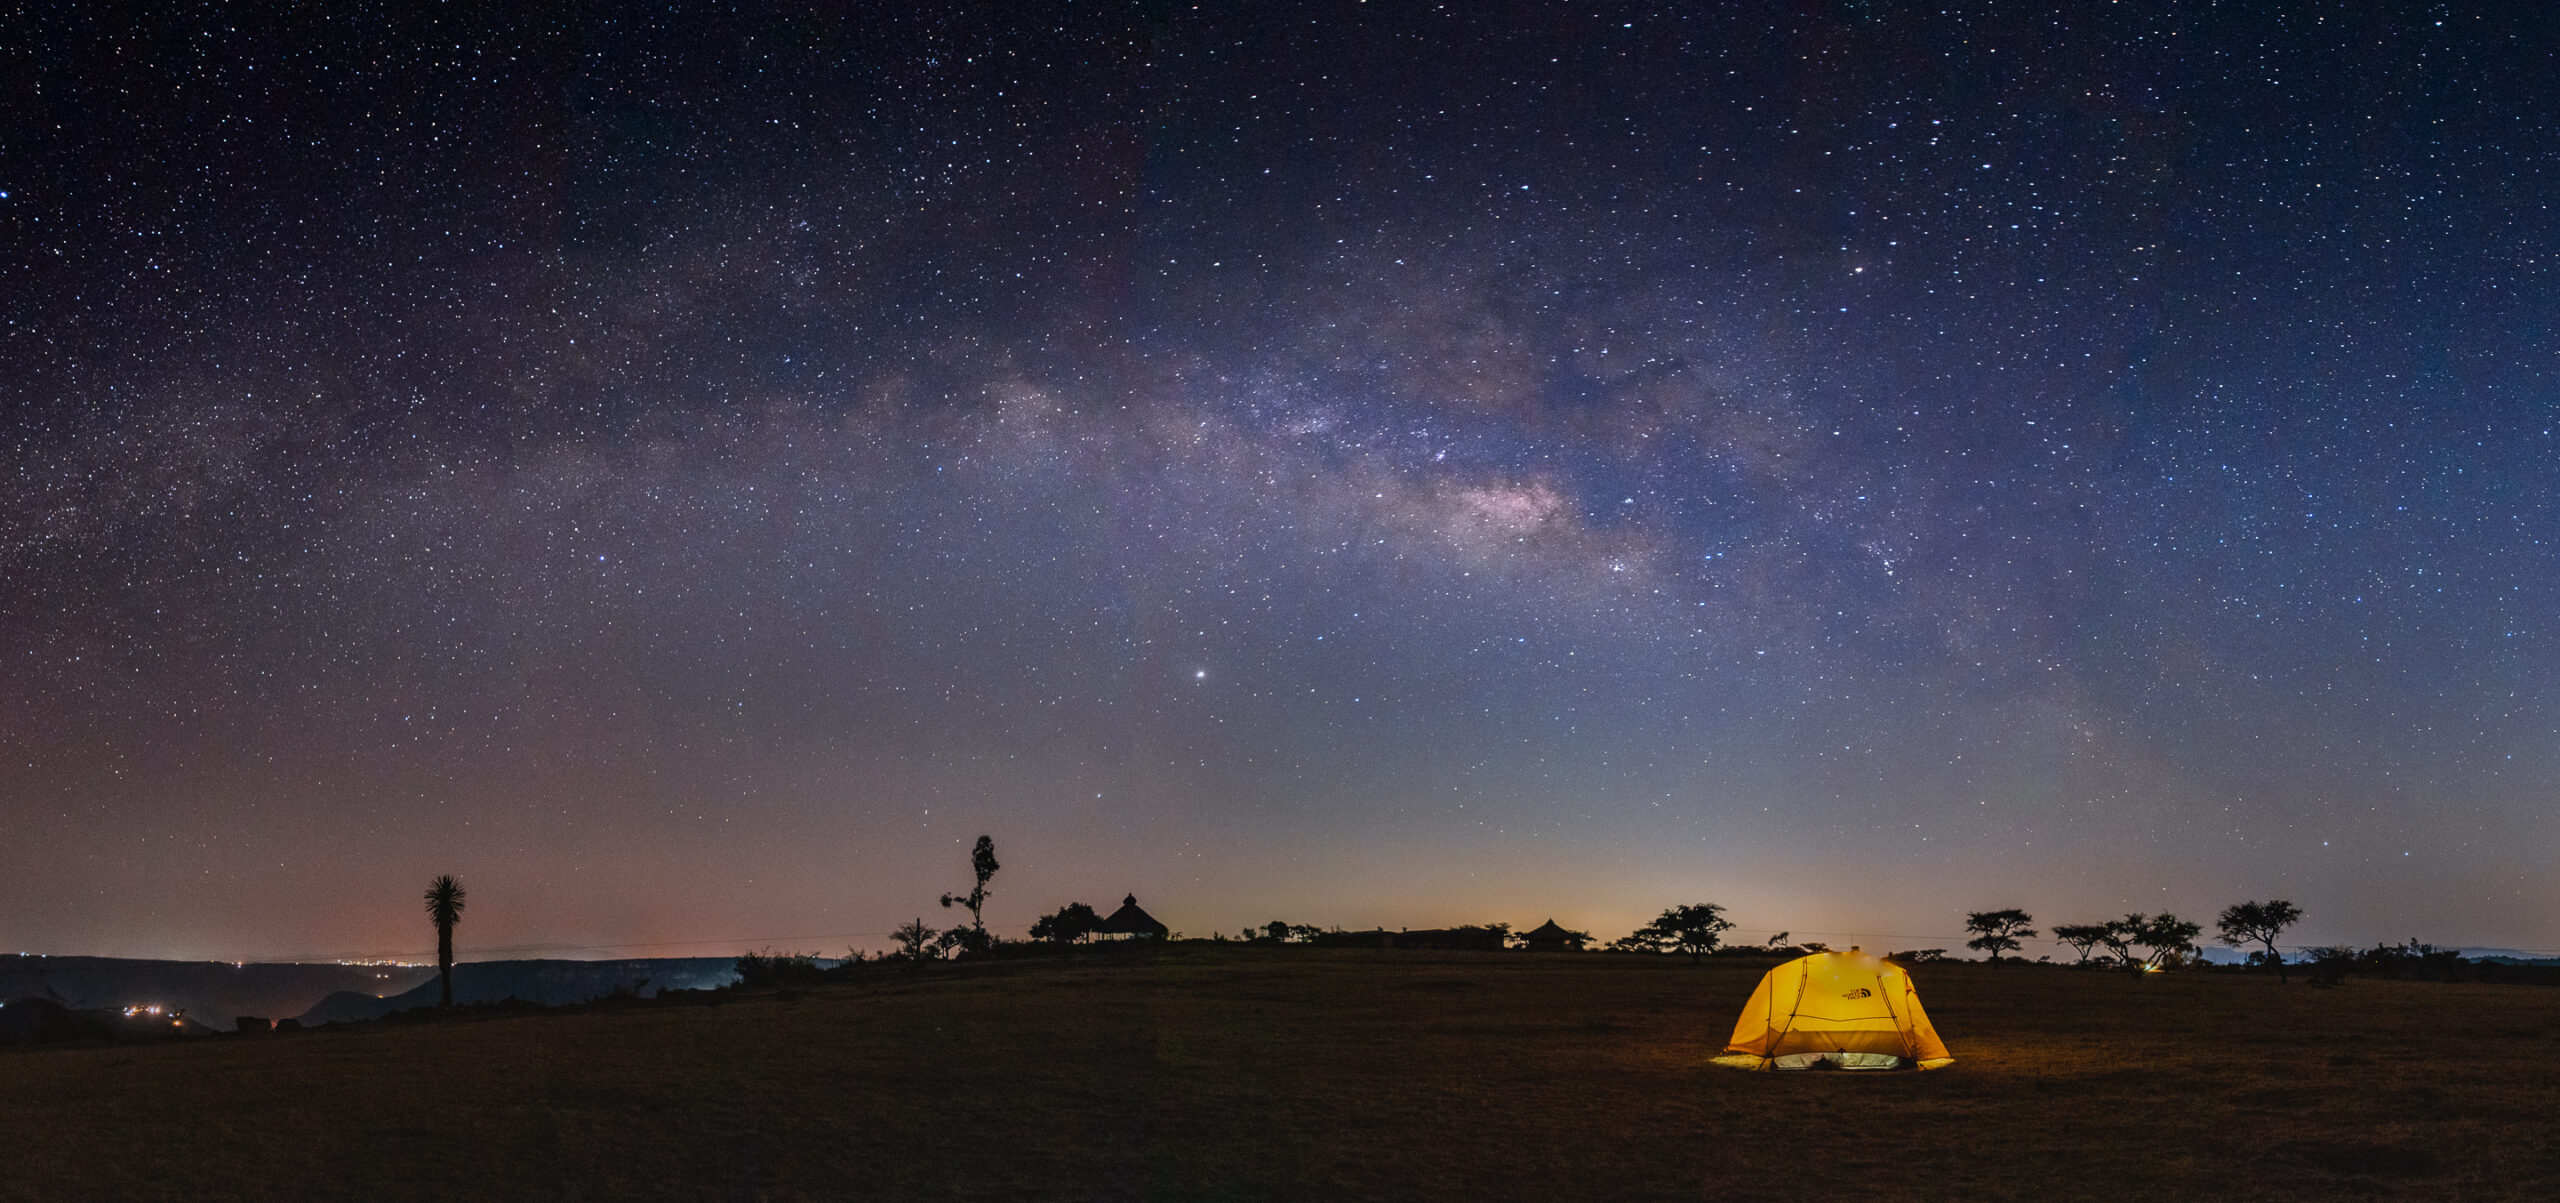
[237,926,1039,964]
[67,924,2560,966]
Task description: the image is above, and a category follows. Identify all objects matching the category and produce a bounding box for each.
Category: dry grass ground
[6,948,2557,1200]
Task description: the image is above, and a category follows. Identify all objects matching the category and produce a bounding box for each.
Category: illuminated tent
[1711,948,1954,1071]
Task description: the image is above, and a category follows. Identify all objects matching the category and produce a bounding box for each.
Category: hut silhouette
[1094,894,1169,940]
[1521,919,1590,952]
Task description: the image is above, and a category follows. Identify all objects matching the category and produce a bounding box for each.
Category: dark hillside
[5,949,2557,1199]
[0,955,434,1031]
[296,958,740,1025]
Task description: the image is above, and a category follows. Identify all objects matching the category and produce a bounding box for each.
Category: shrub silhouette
[892,918,944,962]
[734,951,825,988]
[2303,946,2357,987]
[1029,902,1101,945]
[2356,939,2466,982]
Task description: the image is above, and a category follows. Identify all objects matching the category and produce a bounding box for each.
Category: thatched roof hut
[1095,894,1169,940]
[1521,919,1590,952]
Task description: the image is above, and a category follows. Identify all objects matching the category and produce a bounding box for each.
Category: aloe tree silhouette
[423,875,467,1007]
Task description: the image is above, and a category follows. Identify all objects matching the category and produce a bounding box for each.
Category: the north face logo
[1842,987,1873,999]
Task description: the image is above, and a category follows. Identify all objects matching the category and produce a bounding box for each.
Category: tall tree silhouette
[423,875,466,1007]
[939,835,1000,954]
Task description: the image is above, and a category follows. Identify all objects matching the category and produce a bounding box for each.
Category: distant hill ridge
[299,958,741,1025]
[1,954,739,1031]
[1,955,436,1031]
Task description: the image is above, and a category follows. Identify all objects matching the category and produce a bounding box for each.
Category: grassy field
[6,947,2558,1200]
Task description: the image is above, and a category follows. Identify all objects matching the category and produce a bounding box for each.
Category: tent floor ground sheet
[6,947,2558,1200]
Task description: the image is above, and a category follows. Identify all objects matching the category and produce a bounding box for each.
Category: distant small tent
[1521,919,1590,953]
[1712,948,1954,1071]
[1094,894,1169,940]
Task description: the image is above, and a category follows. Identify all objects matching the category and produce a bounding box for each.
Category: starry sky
[5,2,2556,962]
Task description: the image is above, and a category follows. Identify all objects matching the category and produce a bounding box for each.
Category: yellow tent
[1711,949,1954,1071]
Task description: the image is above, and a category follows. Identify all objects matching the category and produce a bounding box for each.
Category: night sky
[5,3,2555,962]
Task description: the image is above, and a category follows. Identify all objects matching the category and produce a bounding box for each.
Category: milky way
[4,4,2555,960]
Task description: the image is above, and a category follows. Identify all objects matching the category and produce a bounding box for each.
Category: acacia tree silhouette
[2135,913,2203,969]
[1612,903,1734,964]
[1963,909,2038,965]
[2094,912,2202,972]
[2093,915,2145,969]
[423,875,466,1007]
[2217,900,2304,982]
[2051,922,2109,965]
